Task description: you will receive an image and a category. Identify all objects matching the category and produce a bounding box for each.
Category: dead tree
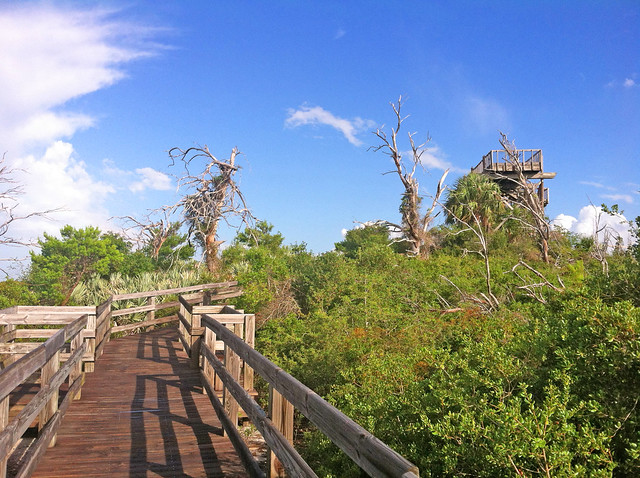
[589,203,626,276]
[372,97,448,258]
[121,207,178,260]
[169,145,253,273]
[440,201,499,310]
[510,260,564,304]
[498,133,552,263]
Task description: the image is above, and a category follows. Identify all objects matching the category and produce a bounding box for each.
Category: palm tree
[444,173,507,232]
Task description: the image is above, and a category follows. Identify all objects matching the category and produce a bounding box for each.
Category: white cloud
[552,205,632,247]
[579,180,613,190]
[0,3,161,248]
[285,105,375,146]
[0,4,156,154]
[602,193,634,204]
[129,167,172,193]
[419,144,467,173]
[11,141,115,240]
[605,77,638,89]
[334,29,346,40]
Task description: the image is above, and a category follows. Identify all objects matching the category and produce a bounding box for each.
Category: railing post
[39,351,60,447]
[0,394,8,478]
[178,300,186,348]
[202,326,216,396]
[268,386,294,478]
[244,314,255,392]
[223,340,241,431]
[190,307,202,370]
[0,324,17,367]
[69,332,84,400]
[145,296,156,332]
[85,312,96,373]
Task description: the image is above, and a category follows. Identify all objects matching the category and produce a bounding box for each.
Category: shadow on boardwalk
[30,327,248,478]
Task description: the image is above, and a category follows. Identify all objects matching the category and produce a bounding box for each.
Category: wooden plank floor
[30,327,249,478]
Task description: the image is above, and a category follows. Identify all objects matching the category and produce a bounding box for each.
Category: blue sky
[0,1,638,264]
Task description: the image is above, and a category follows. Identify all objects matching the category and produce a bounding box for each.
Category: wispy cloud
[579,180,615,191]
[464,96,509,135]
[0,4,159,154]
[334,28,346,40]
[12,141,115,240]
[285,105,375,146]
[130,167,172,193]
[602,193,634,204]
[606,77,638,89]
[580,180,606,189]
[418,144,467,173]
[0,3,160,245]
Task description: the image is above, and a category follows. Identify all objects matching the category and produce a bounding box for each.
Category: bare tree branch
[119,206,180,259]
[167,145,254,272]
[495,133,552,263]
[509,260,564,304]
[371,97,448,258]
[440,198,500,310]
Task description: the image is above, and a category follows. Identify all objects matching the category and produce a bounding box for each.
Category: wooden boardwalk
[29,327,249,478]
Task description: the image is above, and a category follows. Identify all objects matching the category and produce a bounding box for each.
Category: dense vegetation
[2,183,639,476]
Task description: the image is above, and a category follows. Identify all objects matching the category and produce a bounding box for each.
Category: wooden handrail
[0,315,88,478]
[200,313,420,478]
[0,315,87,402]
[201,341,315,477]
[111,281,238,301]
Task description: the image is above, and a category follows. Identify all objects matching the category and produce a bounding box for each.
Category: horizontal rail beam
[111,281,238,301]
[13,371,83,478]
[201,342,315,477]
[0,315,88,402]
[0,342,86,458]
[111,315,178,333]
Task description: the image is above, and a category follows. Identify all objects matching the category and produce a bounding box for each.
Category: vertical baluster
[223,340,241,432]
[0,394,8,478]
[69,332,83,400]
[39,351,60,447]
[146,296,156,332]
[268,386,294,478]
[244,314,255,392]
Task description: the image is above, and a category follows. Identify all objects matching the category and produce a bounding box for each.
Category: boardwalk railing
[0,315,87,478]
[0,282,419,478]
[472,148,543,175]
[109,281,242,335]
[184,303,420,478]
[0,282,240,477]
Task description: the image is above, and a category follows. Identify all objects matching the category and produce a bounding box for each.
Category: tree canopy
[29,226,125,305]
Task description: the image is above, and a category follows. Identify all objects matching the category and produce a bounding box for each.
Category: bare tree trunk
[168,145,254,274]
[205,222,223,273]
[372,97,448,258]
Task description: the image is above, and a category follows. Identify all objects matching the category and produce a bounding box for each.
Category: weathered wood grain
[201,343,314,478]
[30,327,248,478]
[0,316,87,402]
[110,314,178,334]
[0,343,86,460]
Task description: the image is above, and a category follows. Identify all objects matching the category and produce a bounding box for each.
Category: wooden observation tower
[471,149,556,207]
